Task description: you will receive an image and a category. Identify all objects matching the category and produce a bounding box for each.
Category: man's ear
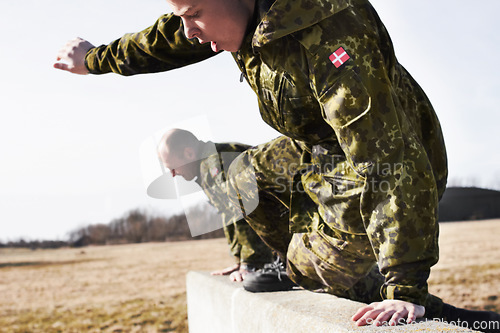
[184,147,196,161]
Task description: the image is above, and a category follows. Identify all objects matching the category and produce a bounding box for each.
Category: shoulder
[215,142,251,153]
[291,1,380,58]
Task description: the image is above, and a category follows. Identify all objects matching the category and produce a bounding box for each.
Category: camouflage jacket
[85,0,448,305]
[196,142,250,226]
[196,142,272,266]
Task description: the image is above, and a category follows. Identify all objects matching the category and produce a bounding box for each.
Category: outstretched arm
[53,13,217,76]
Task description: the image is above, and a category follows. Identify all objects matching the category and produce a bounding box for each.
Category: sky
[1,0,499,241]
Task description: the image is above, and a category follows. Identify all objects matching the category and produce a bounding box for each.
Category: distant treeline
[0,239,69,250]
[0,203,224,249]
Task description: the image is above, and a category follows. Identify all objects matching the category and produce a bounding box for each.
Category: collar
[251,0,352,50]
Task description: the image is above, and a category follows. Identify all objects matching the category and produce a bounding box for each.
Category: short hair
[160,128,199,158]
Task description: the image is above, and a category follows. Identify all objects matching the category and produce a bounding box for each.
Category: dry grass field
[1,219,499,333]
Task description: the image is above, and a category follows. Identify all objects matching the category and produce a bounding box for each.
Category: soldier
[157,128,274,281]
[54,0,500,330]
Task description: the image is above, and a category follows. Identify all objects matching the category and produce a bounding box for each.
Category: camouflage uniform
[227,135,314,261]
[84,0,448,316]
[196,142,274,268]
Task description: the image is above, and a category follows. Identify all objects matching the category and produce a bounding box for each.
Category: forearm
[361,167,439,304]
[85,13,217,75]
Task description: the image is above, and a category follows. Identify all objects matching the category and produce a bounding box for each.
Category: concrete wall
[186,271,479,333]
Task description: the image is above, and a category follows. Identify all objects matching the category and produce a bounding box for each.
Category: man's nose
[183,19,199,39]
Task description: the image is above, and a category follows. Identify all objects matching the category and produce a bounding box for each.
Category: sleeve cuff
[381,283,428,305]
[84,46,103,74]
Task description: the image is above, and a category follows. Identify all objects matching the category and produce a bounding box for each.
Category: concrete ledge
[186,271,478,332]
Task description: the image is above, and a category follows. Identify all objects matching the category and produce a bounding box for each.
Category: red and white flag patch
[210,167,219,178]
[329,47,350,68]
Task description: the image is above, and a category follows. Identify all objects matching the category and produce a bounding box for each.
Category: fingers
[374,310,397,326]
[407,306,416,324]
[55,39,77,64]
[56,45,68,62]
[405,304,425,324]
[229,271,243,282]
[355,309,384,326]
[53,63,69,71]
[388,310,406,326]
[53,37,94,75]
[352,304,381,326]
[354,308,399,327]
[351,300,425,327]
[351,304,375,322]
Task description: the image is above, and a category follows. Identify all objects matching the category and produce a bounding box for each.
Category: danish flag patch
[210,167,219,178]
[329,47,350,68]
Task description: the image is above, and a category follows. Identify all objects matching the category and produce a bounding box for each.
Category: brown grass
[428,219,500,313]
[1,219,499,332]
[0,240,233,333]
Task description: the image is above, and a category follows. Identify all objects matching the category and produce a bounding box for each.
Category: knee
[227,153,256,193]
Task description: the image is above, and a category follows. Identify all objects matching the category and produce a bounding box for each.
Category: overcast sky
[1,0,499,241]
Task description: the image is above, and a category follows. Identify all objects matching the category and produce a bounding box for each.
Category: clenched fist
[54,37,95,75]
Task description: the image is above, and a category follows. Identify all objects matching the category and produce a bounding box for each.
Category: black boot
[440,303,500,333]
[243,258,296,292]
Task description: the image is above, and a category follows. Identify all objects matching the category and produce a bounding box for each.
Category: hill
[439,187,500,222]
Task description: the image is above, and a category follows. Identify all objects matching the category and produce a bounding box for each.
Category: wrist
[83,47,97,74]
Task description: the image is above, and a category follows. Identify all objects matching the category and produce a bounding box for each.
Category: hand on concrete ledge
[211,263,254,282]
[351,299,425,327]
[229,270,246,282]
[229,264,255,282]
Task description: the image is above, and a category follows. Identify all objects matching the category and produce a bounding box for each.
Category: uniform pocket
[318,175,366,234]
[320,71,371,130]
[257,63,286,129]
[304,147,366,235]
[280,94,323,139]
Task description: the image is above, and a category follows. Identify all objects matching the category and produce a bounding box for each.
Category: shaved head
[159,128,200,157]
[158,128,202,180]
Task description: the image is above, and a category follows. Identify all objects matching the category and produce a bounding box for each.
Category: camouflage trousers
[223,219,274,267]
[227,135,443,316]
